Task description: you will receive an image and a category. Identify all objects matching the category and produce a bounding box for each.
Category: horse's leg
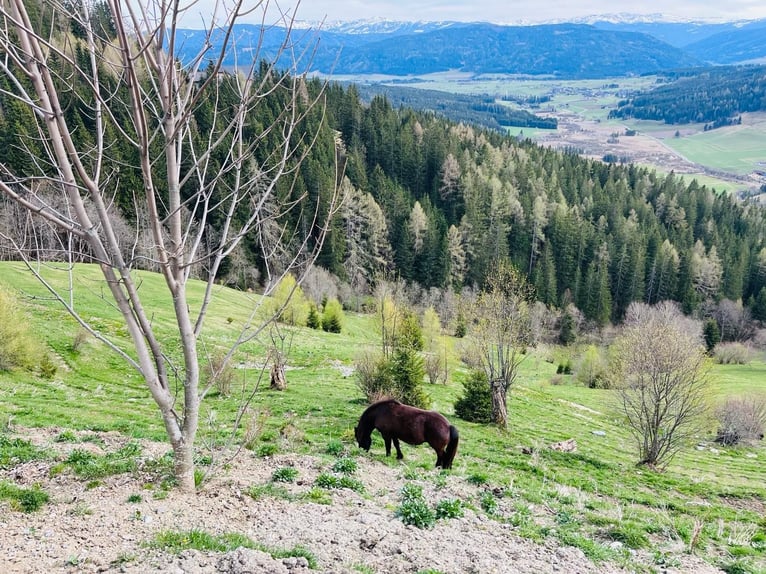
[393,438,403,460]
[383,435,392,457]
[434,446,445,468]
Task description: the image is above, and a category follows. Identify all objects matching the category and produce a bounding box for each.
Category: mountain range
[177,16,766,78]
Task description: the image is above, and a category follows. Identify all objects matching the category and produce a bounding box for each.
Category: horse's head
[354,425,371,451]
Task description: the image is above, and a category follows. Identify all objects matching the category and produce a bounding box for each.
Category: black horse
[354,399,459,469]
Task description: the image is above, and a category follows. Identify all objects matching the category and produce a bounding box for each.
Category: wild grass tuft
[149,530,317,568]
[0,435,50,469]
[0,480,49,512]
[64,442,141,479]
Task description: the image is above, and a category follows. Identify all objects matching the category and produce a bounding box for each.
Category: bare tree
[610,301,709,468]
[465,262,532,428]
[0,0,340,490]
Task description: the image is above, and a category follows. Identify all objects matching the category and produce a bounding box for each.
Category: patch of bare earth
[0,428,723,573]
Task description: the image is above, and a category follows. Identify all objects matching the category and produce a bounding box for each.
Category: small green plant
[0,480,49,512]
[246,483,293,501]
[396,483,436,529]
[271,466,299,483]
[480,491,499,516]
[110,553,136,567]
[315,472,340,489]
[314,472,364,492]
[0,435,49,469]
[38,354,57,379]
[332,457,357,474]
[301,487,332,505]
[67,503,93,516]
[54,430,78,443]
[402,466,421,480]
[435,498,463,519]
[607,521,650,549]
[64,442,140,479]
[325,439,344,456]
[466,472,489,486]
[127,493,142,503]
[149,530,317,568]
[256,443,278,457]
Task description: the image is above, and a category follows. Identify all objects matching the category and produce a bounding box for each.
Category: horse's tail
[443,425,459,470]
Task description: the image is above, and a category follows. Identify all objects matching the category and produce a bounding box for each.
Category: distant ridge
[175,16,766,78]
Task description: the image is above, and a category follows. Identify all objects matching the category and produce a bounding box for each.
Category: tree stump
[270,362,286,391]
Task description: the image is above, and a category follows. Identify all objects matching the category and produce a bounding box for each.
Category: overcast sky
[191,1,766,26]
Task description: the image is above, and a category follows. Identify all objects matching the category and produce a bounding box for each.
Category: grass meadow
[1,261,766,572]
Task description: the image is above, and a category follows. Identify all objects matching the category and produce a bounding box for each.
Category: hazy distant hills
[589,18,766,64]
[683,21,766,64]
[176,17,766,78]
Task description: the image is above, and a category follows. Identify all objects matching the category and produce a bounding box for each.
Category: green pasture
[663,120,766,176]
[1,262,766,572]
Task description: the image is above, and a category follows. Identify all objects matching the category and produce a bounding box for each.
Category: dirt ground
[0,427,726,574]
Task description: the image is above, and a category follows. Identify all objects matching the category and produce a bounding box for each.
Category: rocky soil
[0,427,724,574]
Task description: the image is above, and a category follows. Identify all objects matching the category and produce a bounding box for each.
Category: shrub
[435,498,463,519]
[454,312,467,338]
[704,319,721,353]
[0,480,49,512]
[38,355,57,380]
[325,439,344,456]
[396,484,436,529]
[0,287,38,372]
[391,348,429,409]
[454,370,492,423]
[355,349,429,409]
[331,457,357,474]
[355,351,395,404]
[713,342,752,365]
[321,298,344,333]
[306,303,321,330]
[203,350,235,397]
[575,345,609,389]
[715,397,766,446]
[271,466,299,483]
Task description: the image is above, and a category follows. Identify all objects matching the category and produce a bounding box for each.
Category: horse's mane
[361,397,400,417]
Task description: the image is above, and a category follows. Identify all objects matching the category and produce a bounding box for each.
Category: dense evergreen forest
[609,65,766,126]
[1,15,765,329]
[350,84,558,131]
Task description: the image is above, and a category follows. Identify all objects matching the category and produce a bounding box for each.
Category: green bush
[435,498,463,519]
[271,466,299,483]
[391,348,429,409]
[454,370,492,423]
[306,303,321,330]
[396,484,436,529]
[355,349,429,409]
[0,287,38,372]
[0,480,49,512]
[332,457,357,474]
[321,298,344,333]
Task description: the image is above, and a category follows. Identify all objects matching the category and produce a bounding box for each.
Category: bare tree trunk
[270,362,287,391]
[491,379,508,428]
[0,0,340,491]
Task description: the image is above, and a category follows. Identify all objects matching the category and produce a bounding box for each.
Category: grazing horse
[354,399,459,469]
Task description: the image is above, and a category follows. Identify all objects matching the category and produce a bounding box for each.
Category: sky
[198,0,766,26]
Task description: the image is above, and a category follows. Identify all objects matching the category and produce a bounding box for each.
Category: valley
[345,73,766,196]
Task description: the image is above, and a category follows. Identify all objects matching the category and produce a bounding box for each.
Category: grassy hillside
[1,262,766,572]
